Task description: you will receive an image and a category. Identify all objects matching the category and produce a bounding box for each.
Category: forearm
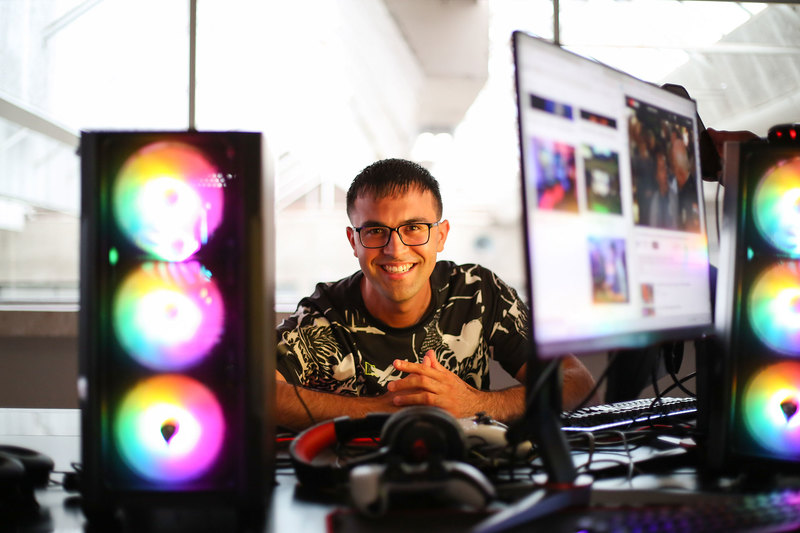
[276,380,398,432]
[560,355,600,411]
[473,385,526,424]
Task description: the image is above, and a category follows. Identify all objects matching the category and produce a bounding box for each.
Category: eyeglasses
[352,222,440,249]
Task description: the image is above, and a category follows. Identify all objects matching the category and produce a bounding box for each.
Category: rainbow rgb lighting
[114,375,226,484]
[743,361,800,457]
[753,157,800,257]
[748,262,800,355]
[113,141,224,262]
[113,261,224,371]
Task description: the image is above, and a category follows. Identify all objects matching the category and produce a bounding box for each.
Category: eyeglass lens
[359,223,432,248]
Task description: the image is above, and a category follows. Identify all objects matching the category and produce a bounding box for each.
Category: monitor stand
[472,356,592,533]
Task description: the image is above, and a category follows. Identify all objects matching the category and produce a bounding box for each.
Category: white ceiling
[383,0,800,137]
[665,3,800,134]
[383,0,489,132]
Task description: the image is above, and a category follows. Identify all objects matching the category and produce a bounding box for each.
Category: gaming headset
[289,411,391,488]
[0,445,55,517]
[289,406,495,514]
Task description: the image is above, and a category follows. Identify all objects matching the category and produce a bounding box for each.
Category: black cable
[563,351,621,419]
[660,372,697,397]
[584,430,640,483]
[665,366,696,398]
[573,431,596,472]
[292,383,317,427]
[524,357,561,413]
[659,340,695,398]
[715,179,723,246]
[650,356,664,407]
[567,429,650,452]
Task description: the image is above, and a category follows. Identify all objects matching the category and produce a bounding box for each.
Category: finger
[425,351,446,371]
[389,373,440,394]
[421,350,438,368]
[392,390,437,407]
[394,358,438,377]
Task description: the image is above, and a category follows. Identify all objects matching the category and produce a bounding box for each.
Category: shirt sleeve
[275,303,310,384]
[485,269,530,380]
[275,283,362,394]
[275,301,346,391]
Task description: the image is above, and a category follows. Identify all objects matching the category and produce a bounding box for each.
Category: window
[0,0,188,308]
[1,0,796,315]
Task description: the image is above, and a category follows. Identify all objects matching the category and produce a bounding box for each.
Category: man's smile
[381,263,415,274]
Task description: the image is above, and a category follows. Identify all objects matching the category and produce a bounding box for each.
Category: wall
[0,310,696,409]
[0,311,78,408]
[0,310,526,407]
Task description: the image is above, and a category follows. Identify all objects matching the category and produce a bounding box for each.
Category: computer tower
[708,131,800,473]
[78,131,274,527]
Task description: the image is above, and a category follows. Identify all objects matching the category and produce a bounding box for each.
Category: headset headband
[289,412,391,488]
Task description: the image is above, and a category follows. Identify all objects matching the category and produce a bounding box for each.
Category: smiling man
[275,158,596,431]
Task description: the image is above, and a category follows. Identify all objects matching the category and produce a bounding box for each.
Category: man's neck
[360,278,432,329]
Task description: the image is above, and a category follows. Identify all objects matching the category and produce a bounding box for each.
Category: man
[669,132,701,232]
[275,158,596,431]
[647,147,678,229]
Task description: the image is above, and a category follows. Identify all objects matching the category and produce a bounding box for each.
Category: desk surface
[17,473,708,533]
[1,408,796,533]
[0,408,335,532]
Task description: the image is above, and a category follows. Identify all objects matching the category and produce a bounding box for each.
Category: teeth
[383,264,412,274]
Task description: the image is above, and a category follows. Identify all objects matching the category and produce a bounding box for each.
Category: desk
[10,472,337,533]
[2,409,798,533]
[0,408,334,532]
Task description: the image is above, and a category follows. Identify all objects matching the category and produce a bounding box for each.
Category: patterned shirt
[276,261,529,395]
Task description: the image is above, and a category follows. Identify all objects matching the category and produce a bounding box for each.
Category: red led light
[791,129,797,140]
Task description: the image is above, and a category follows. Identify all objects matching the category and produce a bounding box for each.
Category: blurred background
[1,0,797,405]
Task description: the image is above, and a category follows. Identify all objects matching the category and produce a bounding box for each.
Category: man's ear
[346,226,358,257]
[435,219,450,252]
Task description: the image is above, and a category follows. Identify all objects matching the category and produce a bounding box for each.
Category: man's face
[671,139,690,187]
[346,187,449,317]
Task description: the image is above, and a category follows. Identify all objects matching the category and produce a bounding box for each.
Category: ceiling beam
[0,93,79,150]
[565,42,800,55]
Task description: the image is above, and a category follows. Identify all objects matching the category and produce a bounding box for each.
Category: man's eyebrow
[359,217,430,227]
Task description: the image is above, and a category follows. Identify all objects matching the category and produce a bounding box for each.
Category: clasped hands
[386,349,483,419]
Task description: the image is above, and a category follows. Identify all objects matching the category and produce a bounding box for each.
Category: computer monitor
[474,32,713,533]
[513,31,714,359]
[472,33,718,533]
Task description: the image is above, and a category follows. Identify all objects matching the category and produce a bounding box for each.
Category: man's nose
[382,228,406,252]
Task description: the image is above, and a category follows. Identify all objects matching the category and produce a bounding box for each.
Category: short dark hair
[346,158,443,220]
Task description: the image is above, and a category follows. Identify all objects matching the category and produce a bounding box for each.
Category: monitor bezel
[512,31,715,359]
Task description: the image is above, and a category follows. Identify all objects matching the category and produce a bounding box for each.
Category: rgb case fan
[78,131,275,526]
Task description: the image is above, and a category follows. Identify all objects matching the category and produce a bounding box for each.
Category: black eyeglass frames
[352,222,441,248]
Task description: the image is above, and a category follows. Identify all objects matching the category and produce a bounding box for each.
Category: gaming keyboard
[555,488,800,533]
[560,396,697,432]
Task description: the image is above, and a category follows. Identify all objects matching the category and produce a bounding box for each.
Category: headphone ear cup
[0,446,54,488]
[380,406,466,463]
[289,413,390,489]
[0,452,39,517]
[0,454,25,484]
[350,409,495,515]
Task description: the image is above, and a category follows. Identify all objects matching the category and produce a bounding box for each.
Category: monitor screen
[512,31,714,358]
